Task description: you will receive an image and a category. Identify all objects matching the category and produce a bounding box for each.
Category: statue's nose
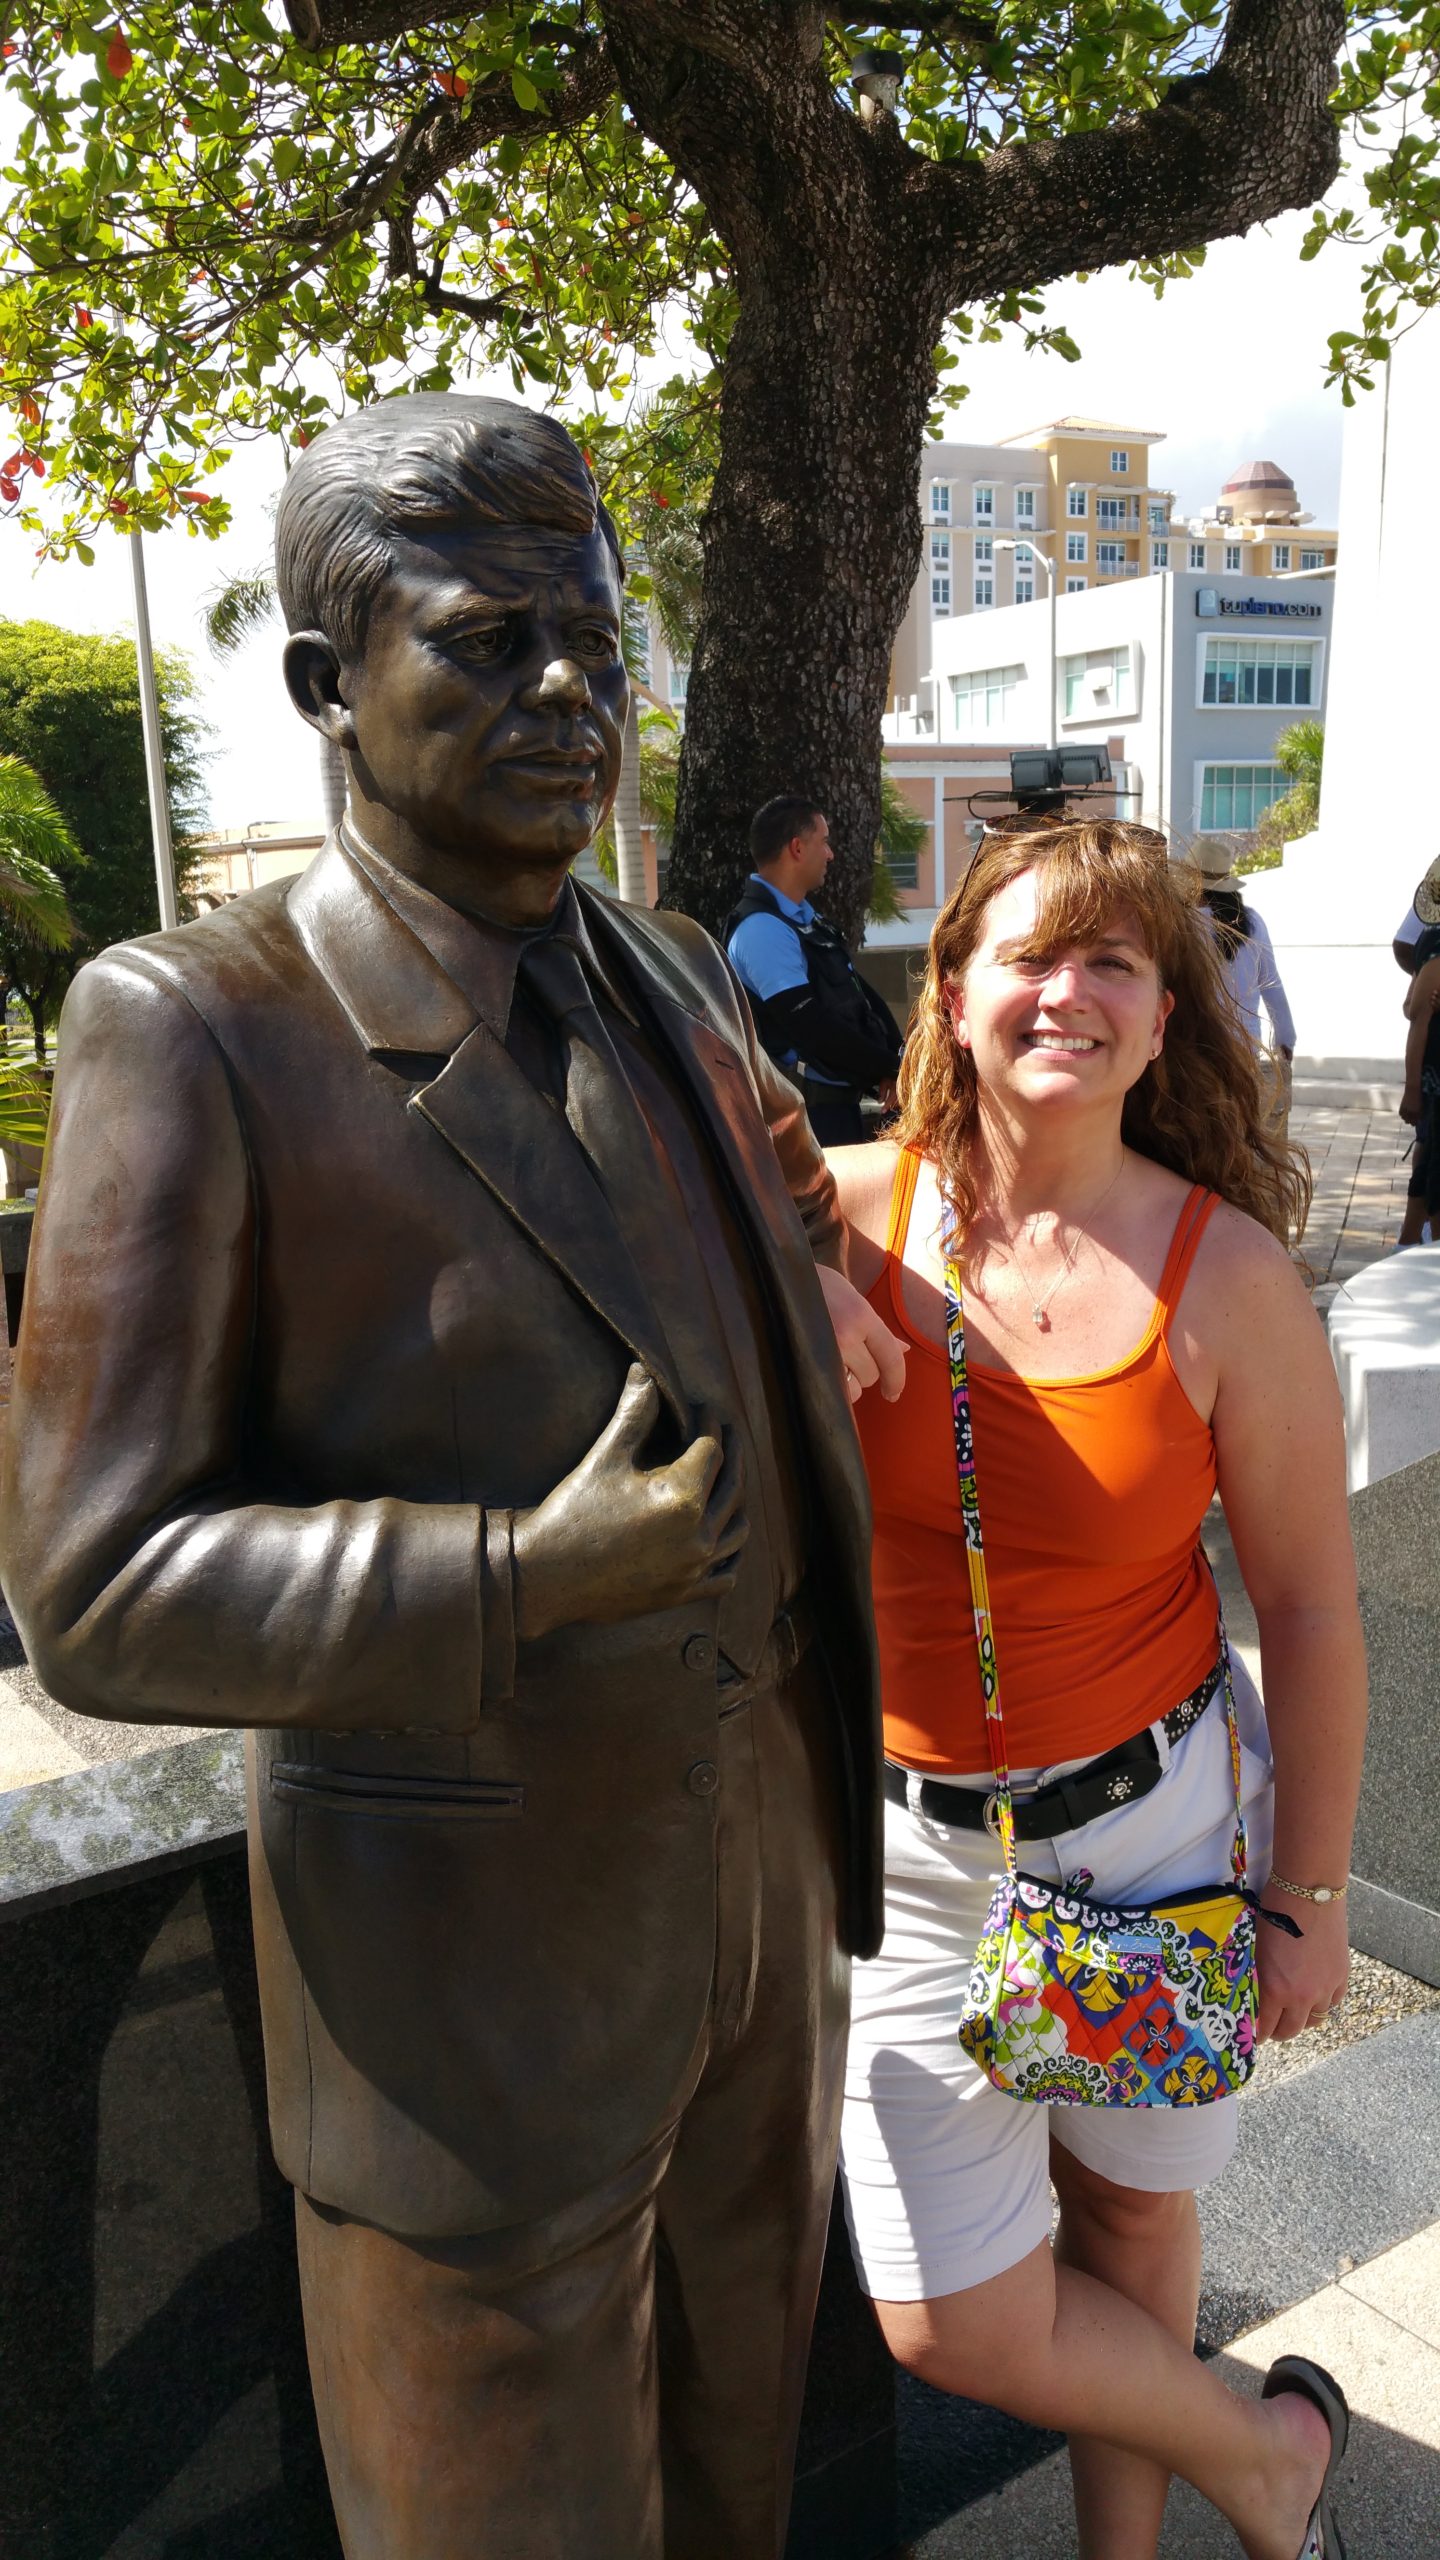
[529,656,592,710]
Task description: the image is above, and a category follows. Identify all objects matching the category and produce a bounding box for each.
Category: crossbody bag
[941,1207,1298,2108]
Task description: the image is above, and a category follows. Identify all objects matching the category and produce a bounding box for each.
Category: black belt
[882,1661,1221,1841]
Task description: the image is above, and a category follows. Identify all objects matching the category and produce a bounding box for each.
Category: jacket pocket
[269,1764,524,1821]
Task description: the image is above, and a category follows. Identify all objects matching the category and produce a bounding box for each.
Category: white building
[1243,307,1440,1069]
[866,568,1333,963]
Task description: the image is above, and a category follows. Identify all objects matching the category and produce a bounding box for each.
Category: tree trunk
[612,693,648,905]
[664,250,941,950]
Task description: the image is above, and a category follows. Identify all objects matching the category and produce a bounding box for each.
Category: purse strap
[939,1202,1248,1889]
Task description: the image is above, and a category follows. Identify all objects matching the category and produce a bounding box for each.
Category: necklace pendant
[1032,1305,1049,1330]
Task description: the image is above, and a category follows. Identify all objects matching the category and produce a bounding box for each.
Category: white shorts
[839,1658,1275,2303]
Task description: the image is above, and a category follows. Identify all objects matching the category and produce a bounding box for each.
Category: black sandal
[1262,2354,1349,2560]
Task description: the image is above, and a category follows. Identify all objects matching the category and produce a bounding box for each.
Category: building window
[1097,495,1128,529]
[1063,645,1133,721]
[1015,487,1036,526]
[1065,575,1087,593]
[973,483,994,524]
[1014,566,1034,605]
[1110,449,1129,474]
[1202,637,1318,708]
[1096,541,1126,574]
[973,574,994,609]
[1066,531,1087,563]
[1300,547,1325,571]
[1067,486,1088,518]
[1151,541,1169,571]
[1272,542,1291,570]
[929,479,951,521]
[930,531,951,614]
[1224,543,1243,572]
[1199,764,1286,832]
[668,660,690,705]
[974,535,993,567]
[1189,540,1207,570]
[886,837,923,891]
[950,663,1023,735]
[1148,502,1169,534]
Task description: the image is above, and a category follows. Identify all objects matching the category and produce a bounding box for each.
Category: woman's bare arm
[1200,1214,1366,2038]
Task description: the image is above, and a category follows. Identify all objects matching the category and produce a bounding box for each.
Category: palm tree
[0,756,78,1164]
[0,755,79,953]
[1251,720,1324,866]
[204,566,348,832]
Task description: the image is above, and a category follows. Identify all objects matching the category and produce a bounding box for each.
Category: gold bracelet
[1265,1871,1348,1906]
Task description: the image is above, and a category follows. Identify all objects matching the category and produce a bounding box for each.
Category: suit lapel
[412,1024,689,1429]
[290,840,688,1427]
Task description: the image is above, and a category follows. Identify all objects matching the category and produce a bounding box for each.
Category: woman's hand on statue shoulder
[815,1263,908,1405]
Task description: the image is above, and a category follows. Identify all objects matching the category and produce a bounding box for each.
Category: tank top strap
[1155,1185,1220,1333]
[884,1144,923,1260]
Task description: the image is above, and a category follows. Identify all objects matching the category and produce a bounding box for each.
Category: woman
[822,819,1365,2560]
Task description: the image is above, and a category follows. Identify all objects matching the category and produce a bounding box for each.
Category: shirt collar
[341,824,635,1038]
[750,870,813,924]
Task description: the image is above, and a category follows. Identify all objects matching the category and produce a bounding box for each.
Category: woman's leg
[873,2241,1331,2560]
[1049,2147,1201,2560]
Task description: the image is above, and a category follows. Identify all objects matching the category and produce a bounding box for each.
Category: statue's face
[337,519,627,879]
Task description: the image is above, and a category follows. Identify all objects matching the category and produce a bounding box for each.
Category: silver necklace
[991,1155,1127,1330]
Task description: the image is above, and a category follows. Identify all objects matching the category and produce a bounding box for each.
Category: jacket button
[683,1634,715,1674]
[687,1760,719,1798]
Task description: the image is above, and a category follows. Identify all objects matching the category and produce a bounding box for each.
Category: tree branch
[906,0,1346,302]
[831,4,996,42]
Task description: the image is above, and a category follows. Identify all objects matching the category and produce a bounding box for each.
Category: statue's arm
[0,954,494,1735]
[670,919,848,1276]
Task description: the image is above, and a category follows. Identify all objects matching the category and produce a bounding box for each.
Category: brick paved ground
[1294,1100,1415,1301]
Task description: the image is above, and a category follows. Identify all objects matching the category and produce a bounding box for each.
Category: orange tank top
[856,1149,1221,1773]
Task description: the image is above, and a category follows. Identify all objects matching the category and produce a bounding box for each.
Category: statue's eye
[450,624,509,662]
[570,624,619,661]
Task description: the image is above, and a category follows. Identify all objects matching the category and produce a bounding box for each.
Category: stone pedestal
[1,1737,898,2557]
[1328,1247,1440,1492]
[1347,1446,1440,1987]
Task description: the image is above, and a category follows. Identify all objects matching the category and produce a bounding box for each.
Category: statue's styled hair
[274,392,624,658]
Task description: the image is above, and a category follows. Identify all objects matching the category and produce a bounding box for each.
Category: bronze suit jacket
[0,839,883,2238]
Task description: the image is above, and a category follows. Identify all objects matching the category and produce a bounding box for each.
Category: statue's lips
[496,749,603,792]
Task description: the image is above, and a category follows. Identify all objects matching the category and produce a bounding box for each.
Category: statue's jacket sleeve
[0,947,488,1734]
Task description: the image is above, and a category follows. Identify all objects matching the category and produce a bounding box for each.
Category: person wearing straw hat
[1189,839,1295,1141]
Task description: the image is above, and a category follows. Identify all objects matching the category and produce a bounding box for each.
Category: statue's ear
[283,630,357,750]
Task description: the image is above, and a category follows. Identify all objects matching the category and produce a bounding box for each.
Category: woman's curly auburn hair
[892,817,1311,1249]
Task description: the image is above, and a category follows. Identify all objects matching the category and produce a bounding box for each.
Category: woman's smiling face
[947,867,1174,1115]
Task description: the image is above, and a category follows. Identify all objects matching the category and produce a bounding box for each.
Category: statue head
[278,393,628,921]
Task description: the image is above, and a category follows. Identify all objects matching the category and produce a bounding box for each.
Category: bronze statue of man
[0,393,883,2558]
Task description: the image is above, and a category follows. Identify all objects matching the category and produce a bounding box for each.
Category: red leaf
[109,497,128,516]
[652,491,670,508]
[2,40,18,56]
[75,306,93,328]
[295,429,312,448]
[0,478,20,506]
[19,396,40,425]
[106,28,133,77]
[180,489,211,504]
[21,451,44,477]
[435,69,468,97]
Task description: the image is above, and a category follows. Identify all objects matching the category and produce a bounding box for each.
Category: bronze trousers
[295,1656,851,2559]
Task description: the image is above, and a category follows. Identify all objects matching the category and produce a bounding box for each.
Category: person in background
[726,795,903,1145]
[1397,862,1440,1245]
[1192,839,1296,1138]
[1392,858,1440,974]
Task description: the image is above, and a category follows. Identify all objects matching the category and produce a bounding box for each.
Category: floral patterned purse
[942,1214,1292,2108]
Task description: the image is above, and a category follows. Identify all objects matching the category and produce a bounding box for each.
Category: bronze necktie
[516,932,674,1242]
